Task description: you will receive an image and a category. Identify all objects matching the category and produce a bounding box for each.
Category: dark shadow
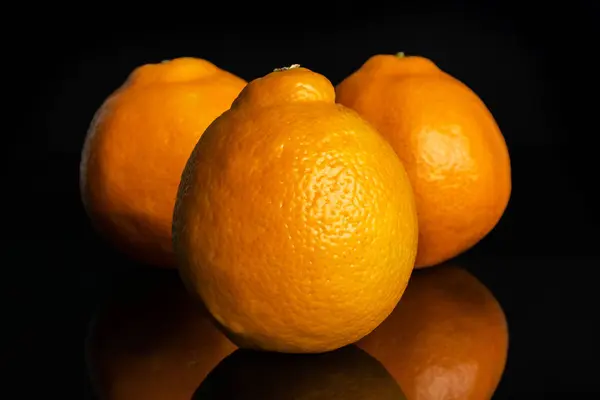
[193,345,406,400]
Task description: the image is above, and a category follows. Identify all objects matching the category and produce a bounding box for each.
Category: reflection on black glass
[193,344,406,399]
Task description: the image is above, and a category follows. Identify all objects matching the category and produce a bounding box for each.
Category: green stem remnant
[396,52,405,58]
[274,64,301,72]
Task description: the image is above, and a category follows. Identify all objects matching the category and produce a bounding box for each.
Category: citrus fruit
[173,65,418,353]
[357,265,508,400]
[194,345,407,399]
[85,272,236,400]
[80,57,246,268]
[336,54,511,268]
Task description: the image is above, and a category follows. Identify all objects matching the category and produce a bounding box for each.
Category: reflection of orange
[173,65,418,353]
[336,54,511,268]
[357,265,508,400]
[195,346,407,399]
[80,57,246,268]
[85,273,236,400]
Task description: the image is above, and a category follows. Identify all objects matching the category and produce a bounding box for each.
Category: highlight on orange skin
[336,53,511,268]
[357,265,508,400]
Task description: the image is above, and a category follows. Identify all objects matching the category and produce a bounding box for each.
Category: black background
[5,1,599,397]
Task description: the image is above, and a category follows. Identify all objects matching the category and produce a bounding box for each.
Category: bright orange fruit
[357,265,508,400]
[80,57,246,267]
[336,54,512,268]
[173,65,418,353]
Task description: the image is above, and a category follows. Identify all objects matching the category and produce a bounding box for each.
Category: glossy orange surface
[358,265,508,399]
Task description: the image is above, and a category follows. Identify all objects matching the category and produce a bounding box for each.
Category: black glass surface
[5,1,598,398]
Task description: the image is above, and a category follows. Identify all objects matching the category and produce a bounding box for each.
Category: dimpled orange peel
[80,57,247,267]
[337,53,511,268]
[173,64,419,353]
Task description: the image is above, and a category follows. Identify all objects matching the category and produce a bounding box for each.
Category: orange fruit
[80,57,247,268]
[196,346,407,399]
[336,54,512,268]
[85,272,237,400]
[173,65,419,353]
[357,265,508,400]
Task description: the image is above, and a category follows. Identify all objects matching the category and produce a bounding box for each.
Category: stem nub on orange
[80,57,247,268]
[337,54,511,268]
[173,65,419,353]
